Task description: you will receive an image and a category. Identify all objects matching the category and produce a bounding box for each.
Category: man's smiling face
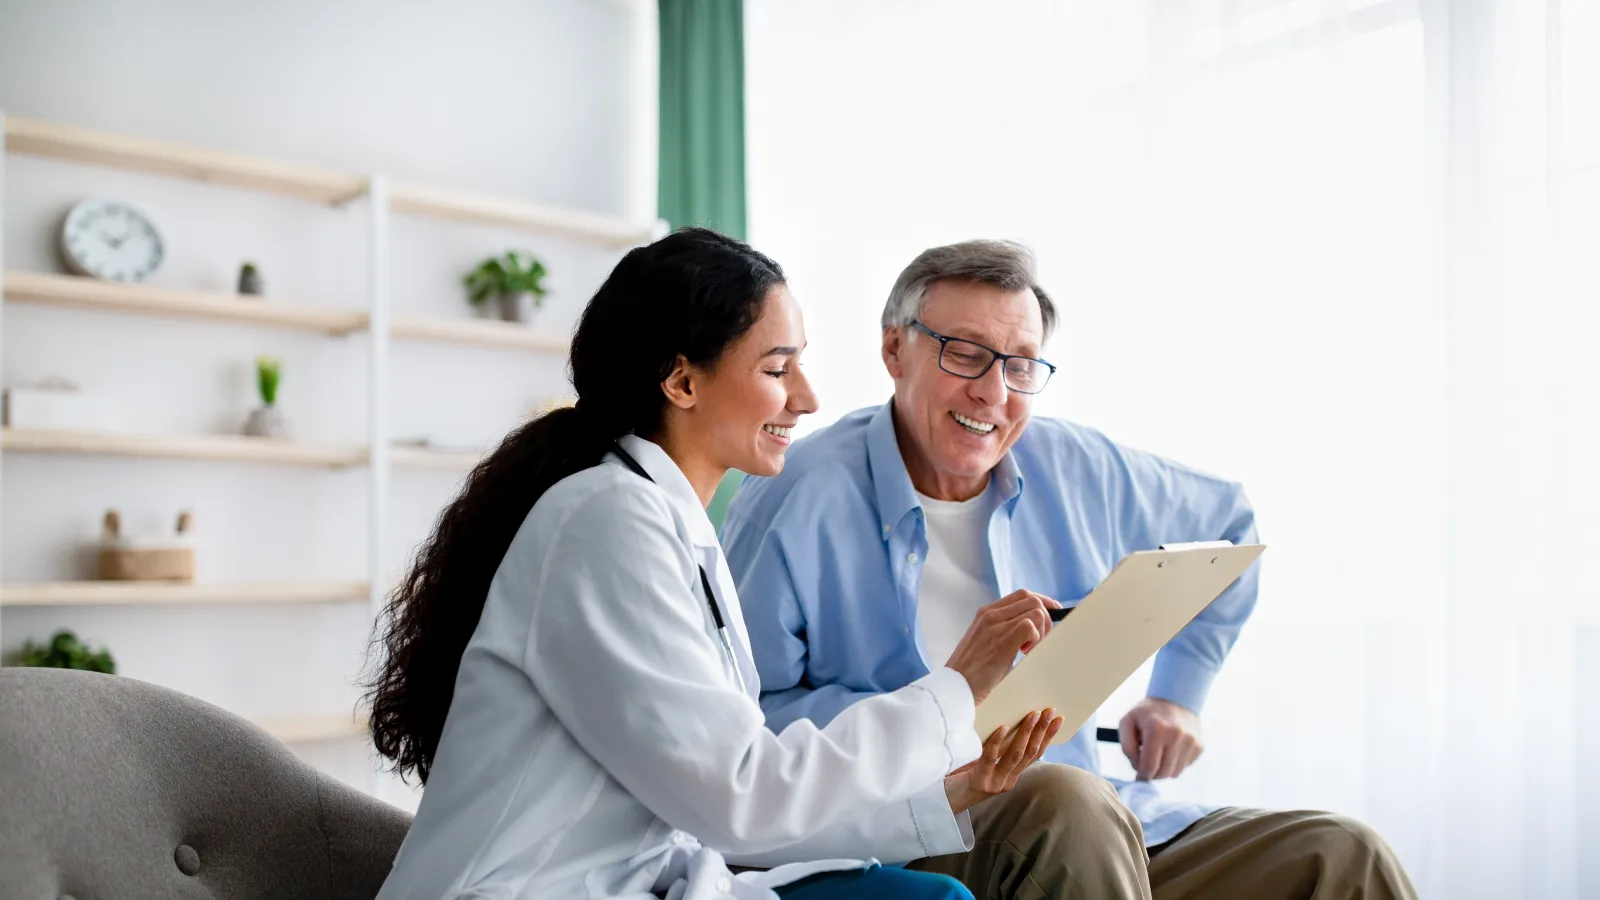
[881,278,1045,501]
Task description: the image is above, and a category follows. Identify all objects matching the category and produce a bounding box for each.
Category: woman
[366,228,1063,900]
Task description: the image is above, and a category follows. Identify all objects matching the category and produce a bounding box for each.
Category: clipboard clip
[1156,540,1234,552]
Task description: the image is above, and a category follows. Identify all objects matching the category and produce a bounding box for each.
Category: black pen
[1048,605,1075,622]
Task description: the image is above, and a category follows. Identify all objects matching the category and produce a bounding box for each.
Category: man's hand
[944,708,1064,813]
[943,590,1062,704]
[1119,696,1203,780]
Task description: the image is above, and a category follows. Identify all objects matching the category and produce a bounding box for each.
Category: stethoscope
[611,442,750,697]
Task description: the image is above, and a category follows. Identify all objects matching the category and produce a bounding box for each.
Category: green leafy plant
[18,629,116,674]
[256,356,281,406]
[463,250,548,306]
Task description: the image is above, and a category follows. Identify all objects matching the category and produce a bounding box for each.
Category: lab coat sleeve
[521,483,983,856]
[723,779,974,868]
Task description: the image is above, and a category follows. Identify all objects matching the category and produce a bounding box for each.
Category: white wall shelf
[2,116,659,242]
[4,271,574,351]
[0,580,370,607]
[3,270,367,335]
[390,180,655,248]
[390,445,486,469]
[2,428,368,468]
[254,713,367,744]
[4,428,504,471]
[4,115,368,205]
[390,312,569,353]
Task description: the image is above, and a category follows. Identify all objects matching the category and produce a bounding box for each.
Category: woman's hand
[943,707,1065,814]
[943,589,1061,704]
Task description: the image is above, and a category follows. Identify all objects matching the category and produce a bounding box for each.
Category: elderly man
[720,240,1417,900]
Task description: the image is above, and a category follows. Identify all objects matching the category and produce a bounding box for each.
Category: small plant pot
[238,266,264,295]
[498,291,539,324]
[243,405,290,438]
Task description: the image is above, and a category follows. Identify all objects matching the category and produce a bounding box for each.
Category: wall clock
[59,199,165,283]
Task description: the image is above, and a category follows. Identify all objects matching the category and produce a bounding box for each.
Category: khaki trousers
[905,764,1419,900]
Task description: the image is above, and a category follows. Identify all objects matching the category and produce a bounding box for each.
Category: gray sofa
[0,668,411,900]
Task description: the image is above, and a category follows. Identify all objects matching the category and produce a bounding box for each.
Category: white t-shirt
[915,486,997,667]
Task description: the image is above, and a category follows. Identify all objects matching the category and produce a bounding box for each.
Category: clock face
[60,199,164,283]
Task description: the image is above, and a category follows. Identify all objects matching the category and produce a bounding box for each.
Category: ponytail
[367,407,621,782]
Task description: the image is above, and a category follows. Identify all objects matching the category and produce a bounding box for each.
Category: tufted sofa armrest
[0,668,411,900]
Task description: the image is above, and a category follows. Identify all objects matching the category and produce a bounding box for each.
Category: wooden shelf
[3,272,575,349]
[3,271,367,335]
[4,115,367,204]
[391,445,486,469]
[3,116,656,245]
[3,116,657,245]
[390,312,569,352]
[0,580,370,607]
[254,713,366,744]
[390,180,655,248]
[2,428,368,468]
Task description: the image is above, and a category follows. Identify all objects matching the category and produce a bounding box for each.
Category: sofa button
[175,843,201,875]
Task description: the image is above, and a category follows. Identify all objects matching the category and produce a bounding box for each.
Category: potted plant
[242,355,289,438]
[17,629,116,674]
[237,261,264,295]
[463,250,548,323]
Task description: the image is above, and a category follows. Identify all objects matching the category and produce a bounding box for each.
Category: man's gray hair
[880,239,1057,339]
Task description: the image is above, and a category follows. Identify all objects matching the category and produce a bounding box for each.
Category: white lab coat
[375,434,982,900]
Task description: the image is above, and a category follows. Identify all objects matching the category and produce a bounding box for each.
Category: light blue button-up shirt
[721,401,1262,847]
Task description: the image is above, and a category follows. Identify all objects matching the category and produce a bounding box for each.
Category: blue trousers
[774,865,972,900]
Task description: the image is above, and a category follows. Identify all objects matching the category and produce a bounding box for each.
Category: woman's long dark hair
[365,227,784,784]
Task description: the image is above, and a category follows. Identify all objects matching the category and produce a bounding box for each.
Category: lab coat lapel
[613,436,761,699]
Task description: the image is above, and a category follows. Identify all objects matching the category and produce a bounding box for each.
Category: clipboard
[973,540,1265,745]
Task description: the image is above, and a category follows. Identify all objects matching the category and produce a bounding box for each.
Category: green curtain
[659,0,748,528]
[658,0,747,239]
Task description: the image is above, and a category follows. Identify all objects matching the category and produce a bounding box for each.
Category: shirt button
[717,875,734,892]
[907,552,919,565]
[882,523,892,535]
[671,830,692,845]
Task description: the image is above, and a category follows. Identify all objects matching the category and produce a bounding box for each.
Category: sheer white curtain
[746,1,1598,896]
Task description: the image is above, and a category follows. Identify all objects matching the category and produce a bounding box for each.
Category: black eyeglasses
[908,320,1057,394]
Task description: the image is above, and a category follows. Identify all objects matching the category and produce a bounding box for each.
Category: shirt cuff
[1147,647,1218,715]
[911,666,982,770]
[907,780,976,857]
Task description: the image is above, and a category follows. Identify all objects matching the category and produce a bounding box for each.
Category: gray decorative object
[243,406,289,438]
[498,290,538,323]
[238,261,264,295]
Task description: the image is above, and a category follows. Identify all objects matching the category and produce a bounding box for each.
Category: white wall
[0,0,651,806]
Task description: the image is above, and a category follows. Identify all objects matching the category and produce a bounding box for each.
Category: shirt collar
[613,434,719,548]
[865,399,1026,541]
